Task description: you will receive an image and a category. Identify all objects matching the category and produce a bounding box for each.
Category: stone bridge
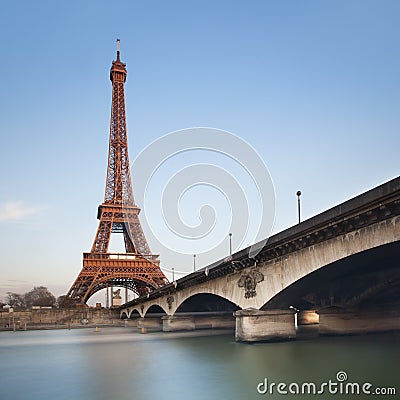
[120,177,400,341]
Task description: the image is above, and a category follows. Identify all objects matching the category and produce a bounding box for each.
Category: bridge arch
[172,287,240,315]
[128,309,141,319]
[175,293,240,314]
[144,304,168,316]
[260,241,400,311]
[245,218,399,310]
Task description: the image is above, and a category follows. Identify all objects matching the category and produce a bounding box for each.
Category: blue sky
[0,1,399,303]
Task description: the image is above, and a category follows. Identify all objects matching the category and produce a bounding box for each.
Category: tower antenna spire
[116,38,121,61]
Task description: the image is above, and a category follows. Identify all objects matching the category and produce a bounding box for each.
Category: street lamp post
[229,232,232,256]
[172,267,175,282]
[193,254,196,272]
[296,191,302,224]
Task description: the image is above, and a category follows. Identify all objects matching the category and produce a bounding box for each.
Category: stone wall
[0,308,121,330]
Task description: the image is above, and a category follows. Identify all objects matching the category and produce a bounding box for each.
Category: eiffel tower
[67,41,168,305]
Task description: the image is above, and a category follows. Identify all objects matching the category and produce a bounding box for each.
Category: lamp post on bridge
[193,254,196,272]
[296,191,302,224]
[229,232,232,256]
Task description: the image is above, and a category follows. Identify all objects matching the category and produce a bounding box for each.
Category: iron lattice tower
[67,42,168,304]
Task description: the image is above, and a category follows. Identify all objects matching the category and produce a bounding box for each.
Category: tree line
[3,287,75,309]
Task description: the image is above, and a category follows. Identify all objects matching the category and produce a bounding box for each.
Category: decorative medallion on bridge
[167,296,174,310]
[238,268,264,299]
[66,41,168,305]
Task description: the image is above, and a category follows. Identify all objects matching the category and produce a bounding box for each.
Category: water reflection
[0,328,398,400]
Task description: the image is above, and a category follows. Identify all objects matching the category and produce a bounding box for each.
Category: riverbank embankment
[0,308,122,331]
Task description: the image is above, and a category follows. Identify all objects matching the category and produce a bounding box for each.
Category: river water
[0,328,398,400]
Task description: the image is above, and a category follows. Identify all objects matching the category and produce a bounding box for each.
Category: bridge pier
[137,317,163,332]
[193,313,235,330]
[297,310,319,325]
[162,315,195,332]
[234,308,296,342]
[318,307,400,336]
[162,312,236,332]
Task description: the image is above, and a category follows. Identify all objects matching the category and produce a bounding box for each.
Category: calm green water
[0,328,398,400]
